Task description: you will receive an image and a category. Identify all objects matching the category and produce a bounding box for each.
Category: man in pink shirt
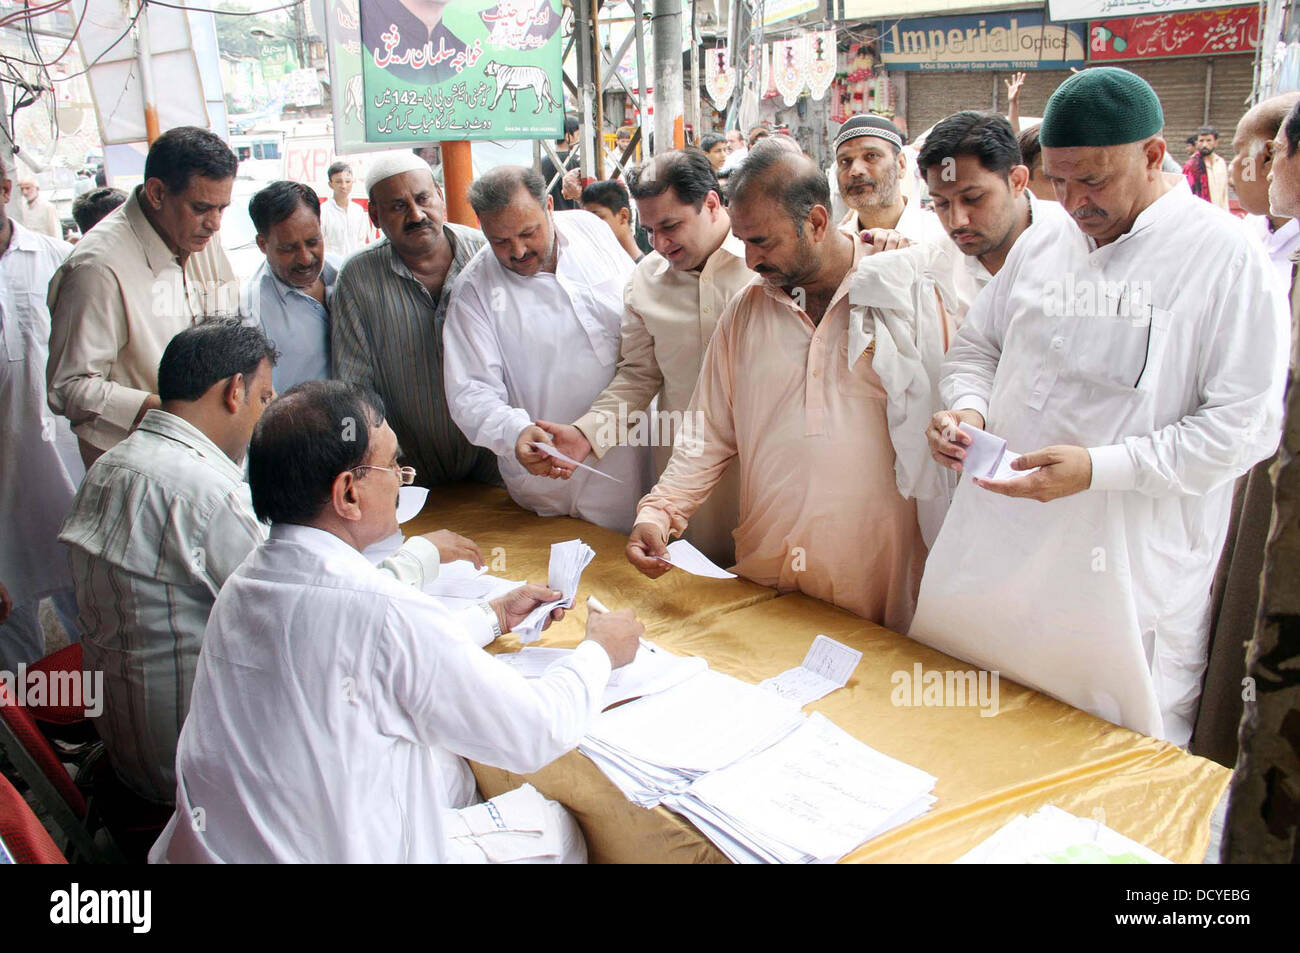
[625,146,927,632]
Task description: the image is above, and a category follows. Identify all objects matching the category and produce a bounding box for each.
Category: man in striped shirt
[59,319,475,805]
[331,152,499,487]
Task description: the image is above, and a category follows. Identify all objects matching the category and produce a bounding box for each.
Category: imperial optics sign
[879,12,1088,71]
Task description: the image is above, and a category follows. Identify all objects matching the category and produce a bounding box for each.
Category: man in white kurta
[911,68,1289,744]
[444,166,651,533]
[0,171,82,668]
[150,381,642,863]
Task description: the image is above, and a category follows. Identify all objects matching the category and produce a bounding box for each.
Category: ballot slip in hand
[661,539,736,579]
[514,539,596,644]
[760,635,863,706]
[957,423,1037,482]
[529,441,623,483]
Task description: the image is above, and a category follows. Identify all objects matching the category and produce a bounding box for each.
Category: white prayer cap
[364,151,435,194]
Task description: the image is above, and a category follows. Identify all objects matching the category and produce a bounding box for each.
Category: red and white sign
[1089,6,1260,62]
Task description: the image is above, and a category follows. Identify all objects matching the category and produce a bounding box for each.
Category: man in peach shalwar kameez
[624,146,927,633]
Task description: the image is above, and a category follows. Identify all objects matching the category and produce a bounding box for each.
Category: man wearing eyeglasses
[60,320,487,821]
[152,379,644,864]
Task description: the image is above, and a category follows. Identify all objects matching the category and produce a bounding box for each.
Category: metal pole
[574,0,599,178]
[652,0,683,153]
[632,0,650,145]
[442,141,475,226]
[136,1,160,144]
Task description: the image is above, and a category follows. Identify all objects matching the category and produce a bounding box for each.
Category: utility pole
[651,0,683,154]
[135,1,160,144]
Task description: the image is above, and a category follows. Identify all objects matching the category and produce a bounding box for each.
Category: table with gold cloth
[407,484,1229,864]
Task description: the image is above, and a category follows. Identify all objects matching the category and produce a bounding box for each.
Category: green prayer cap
[1039,67,1164,148]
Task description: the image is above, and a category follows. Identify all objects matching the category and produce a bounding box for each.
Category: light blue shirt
[242,258,336,393]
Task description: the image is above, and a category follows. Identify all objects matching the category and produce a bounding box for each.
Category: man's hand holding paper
[926,408,986,472]
[973,444,1093,502]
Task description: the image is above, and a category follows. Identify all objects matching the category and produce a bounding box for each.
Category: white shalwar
[909,180,1289,744]
[150,524,611,863]
[443,210,651,532]
[0,222,82,667]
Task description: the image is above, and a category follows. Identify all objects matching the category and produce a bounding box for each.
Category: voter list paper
[760,635,863,707]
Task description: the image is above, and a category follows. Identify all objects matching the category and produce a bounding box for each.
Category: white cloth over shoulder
[847,241,956,546]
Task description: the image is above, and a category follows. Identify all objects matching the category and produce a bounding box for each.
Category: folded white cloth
[847,242,957,546]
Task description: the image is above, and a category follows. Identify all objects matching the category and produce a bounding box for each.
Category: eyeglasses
[351,464,416,485]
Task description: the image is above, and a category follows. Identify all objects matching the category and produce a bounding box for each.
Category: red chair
[23,643,100,749]
[0,771,66,864]
[0,678,108,861]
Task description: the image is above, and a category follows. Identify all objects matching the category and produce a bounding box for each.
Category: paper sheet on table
[663,539,736,579]
[681,713,938,863]
[958,423,1037,481]
[529,441,623,483]
[954,805,1171,864]
[514,539,596,644]
[396,485,429,523]
[496,642,708,709]
[761,635,862,706]
[424,560,525,610]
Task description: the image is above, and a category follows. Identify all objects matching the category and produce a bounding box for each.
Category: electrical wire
[143,0,304,15]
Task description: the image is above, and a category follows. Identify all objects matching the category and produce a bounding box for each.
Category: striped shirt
[58,409,450,803]
[331,226,499,486]
[58,410,265,804]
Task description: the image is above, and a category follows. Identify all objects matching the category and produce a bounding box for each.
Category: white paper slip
[663,539,736,579]
[761,635,862,706]
[424,560,525,610]
[496,642,707,709]
[496,647,574,678]
[529,441,624,483]
[514,539,596,644]
[955,805,1171,865]
[957,423,1037,482]
[396,485,430,523]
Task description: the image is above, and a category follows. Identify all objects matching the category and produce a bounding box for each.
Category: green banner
[350,0,564,143]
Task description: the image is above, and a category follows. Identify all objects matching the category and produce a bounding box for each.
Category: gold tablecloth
[409,484,1229,864]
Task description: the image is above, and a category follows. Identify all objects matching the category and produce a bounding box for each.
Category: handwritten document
[761,635,862,706]
[683,713,937,863]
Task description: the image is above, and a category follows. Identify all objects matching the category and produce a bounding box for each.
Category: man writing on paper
[911,68,1289,744]
[626,149,927,633]
[151,380,645,863]
[525,149,753,565]
[443,166,652,532]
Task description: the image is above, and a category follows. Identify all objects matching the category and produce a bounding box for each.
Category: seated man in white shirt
[444,165,652,533]
[151,380,643,863]
[60,319,482,809]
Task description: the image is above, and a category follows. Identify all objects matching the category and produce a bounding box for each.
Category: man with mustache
[47,126,239,467]
[331,152,499,488]
[243,181,335,392]
[626,148,927,632]
[443,166,651,532]
[834,114,971,320]
[913,68,1289,744]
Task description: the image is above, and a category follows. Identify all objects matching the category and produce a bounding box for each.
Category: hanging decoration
[763,42,780,99]
[773,35,809,106]
[705,43,736,110]
[807,29,837,101]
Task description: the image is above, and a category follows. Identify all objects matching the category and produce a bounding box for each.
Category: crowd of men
[1,65,1297,863]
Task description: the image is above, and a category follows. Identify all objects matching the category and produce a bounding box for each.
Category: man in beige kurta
[527,150,753,565]
[47,126,238,464]
[626,148,927,632]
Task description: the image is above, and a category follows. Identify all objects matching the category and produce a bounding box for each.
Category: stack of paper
[666,713,937,863]
[760,635,862,706]
[423,560,525,612]
[514,539,596,643]
[496,641,708,710]
[580,670,806,807]
[955,805,1170,864]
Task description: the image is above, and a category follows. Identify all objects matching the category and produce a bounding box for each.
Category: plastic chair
[0,770,67,864]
